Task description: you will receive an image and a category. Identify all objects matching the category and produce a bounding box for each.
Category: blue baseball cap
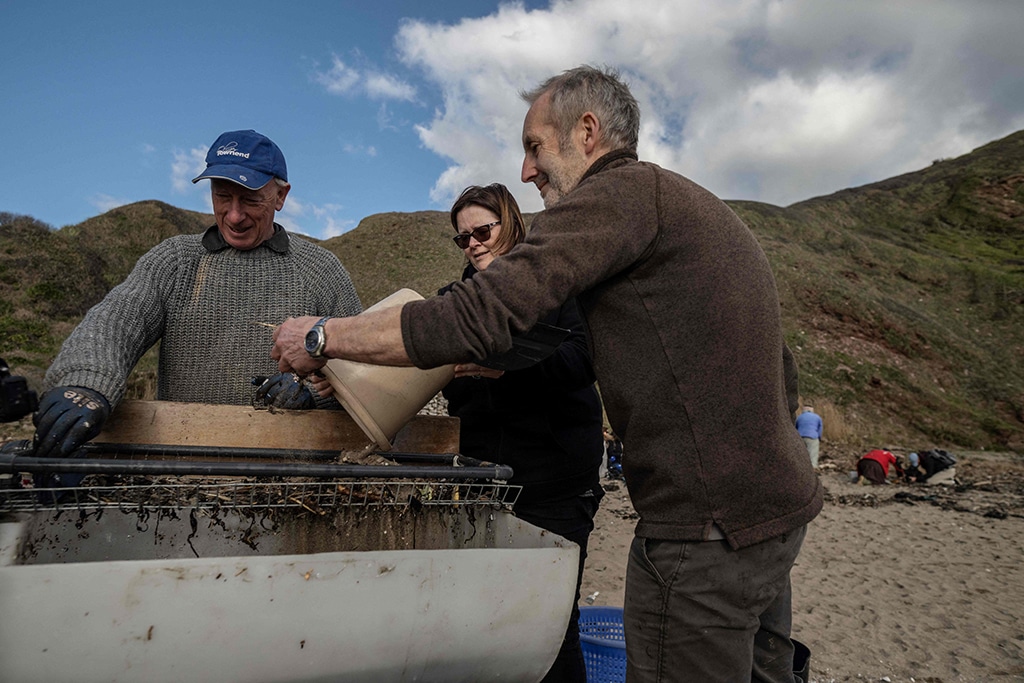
[192,130,288,189]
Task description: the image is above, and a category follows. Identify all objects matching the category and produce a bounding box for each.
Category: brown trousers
[857,458,887,485]
[623,526,807,682]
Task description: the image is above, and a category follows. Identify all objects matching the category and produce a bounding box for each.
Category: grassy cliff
[3,131,1022,450]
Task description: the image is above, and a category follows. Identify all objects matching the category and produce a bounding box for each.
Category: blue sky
[4,0,1024,239]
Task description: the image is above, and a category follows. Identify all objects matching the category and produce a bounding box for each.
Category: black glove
[254,373,317,410]
[32,386,111,459]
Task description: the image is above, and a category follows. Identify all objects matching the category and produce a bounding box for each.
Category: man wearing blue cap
[33,130,362,465]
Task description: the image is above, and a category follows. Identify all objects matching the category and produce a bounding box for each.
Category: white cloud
[395,0,1024,209]
[91,194,131,214]
[313,204,357,238]
[314,54,417,101]
[314,56,361,95]
[365,73,417,101]
[342,143,378,157]
[280,194,306,218]
[376,103,400,132]
[171,146,208,194]
[279,194,356,240]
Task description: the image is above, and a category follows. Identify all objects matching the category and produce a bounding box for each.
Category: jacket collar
[580,149,639,184]
[201,223,290,254]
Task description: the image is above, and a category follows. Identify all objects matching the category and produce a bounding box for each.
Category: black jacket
[439,266,603,505]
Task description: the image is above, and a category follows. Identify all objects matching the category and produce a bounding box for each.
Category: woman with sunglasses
[439,183,604,683]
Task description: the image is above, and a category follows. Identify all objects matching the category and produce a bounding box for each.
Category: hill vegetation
[2,132,1022,451]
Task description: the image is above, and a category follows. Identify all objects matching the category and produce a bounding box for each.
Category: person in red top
[857,449,900,485]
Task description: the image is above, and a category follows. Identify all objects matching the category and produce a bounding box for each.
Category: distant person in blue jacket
[795,406,823,468]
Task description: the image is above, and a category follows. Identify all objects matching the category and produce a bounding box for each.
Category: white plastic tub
[0,489,578,683]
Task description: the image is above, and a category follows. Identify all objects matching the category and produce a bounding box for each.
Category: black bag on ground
[927,448,957,470]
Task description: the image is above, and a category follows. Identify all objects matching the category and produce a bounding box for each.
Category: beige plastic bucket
[321,289,454,450]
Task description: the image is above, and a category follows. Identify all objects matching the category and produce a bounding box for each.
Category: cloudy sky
[4,0,1023,238]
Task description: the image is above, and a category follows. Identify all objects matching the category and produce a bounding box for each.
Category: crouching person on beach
[855,449,901,485]
[906,449,957,485]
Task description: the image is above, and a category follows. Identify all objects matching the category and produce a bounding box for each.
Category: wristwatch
[304,316,331,358]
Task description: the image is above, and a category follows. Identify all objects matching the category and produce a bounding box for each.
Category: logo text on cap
[216,141,250,159]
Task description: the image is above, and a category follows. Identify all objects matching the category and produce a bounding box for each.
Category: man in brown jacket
[272,65,822,682]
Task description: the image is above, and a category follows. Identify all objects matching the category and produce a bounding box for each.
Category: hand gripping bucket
[578,605,626,683]
[320,289,455,450]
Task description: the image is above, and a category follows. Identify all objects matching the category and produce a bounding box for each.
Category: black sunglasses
[453,221,500,249]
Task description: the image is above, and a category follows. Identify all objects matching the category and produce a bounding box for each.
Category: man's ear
[579,111,601,155]
[275,182,292,211]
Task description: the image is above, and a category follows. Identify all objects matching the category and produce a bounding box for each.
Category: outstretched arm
[271,305,410,376]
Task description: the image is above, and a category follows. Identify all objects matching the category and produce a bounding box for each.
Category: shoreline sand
[581,448,1024,683]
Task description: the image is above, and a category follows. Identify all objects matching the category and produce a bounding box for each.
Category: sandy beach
[580,446,1024,683]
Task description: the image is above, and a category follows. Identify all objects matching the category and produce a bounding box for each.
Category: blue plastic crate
[579,606,811,682]
[578,606,626,683]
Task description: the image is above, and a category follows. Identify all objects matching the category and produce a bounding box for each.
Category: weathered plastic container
[0,492,578,683]
[322,289,455,450]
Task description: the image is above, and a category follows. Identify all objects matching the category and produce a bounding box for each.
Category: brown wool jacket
[403,150,822,549]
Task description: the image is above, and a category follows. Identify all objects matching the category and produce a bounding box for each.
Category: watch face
[304,328,320,354]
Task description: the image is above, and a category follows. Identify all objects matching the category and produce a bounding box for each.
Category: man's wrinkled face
[521,91,589,208]
[211,179,289,251]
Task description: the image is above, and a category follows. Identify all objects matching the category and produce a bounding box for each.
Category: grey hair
[520,65,640,154]
[274,178,289,188]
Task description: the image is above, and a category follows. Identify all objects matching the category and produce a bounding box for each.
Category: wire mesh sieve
[1,477,521,514]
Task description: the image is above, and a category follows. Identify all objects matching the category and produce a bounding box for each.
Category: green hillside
[2,131,1022,450]
[323,211,469,307]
